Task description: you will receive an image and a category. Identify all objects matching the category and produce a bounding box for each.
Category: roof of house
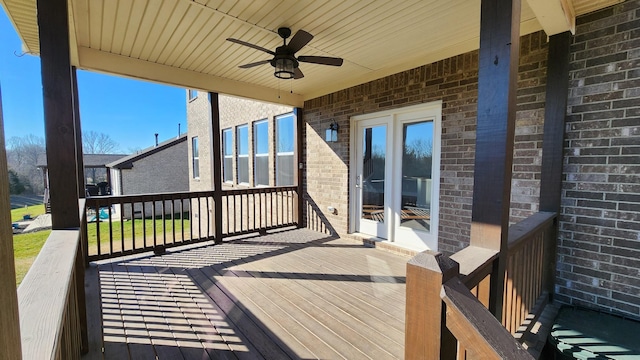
[36,153,128,168]
[107,134,187,169]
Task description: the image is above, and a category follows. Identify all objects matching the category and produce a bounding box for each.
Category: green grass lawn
[13,230,51,285]
[11,205,49,285]
[86,217,191,256]
[12,213,191,285]
[10,204,45,222]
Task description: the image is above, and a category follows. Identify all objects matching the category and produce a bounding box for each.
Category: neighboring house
[37,153,127,190]
[107,134,189,218]
[37,153,127,210]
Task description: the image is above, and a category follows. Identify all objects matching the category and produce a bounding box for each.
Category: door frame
[349,101,442,251]
[352,116,393,239]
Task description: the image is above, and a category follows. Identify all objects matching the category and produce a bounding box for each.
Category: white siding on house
[110,169,121,196]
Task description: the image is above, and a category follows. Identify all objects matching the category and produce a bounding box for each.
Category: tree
[82,130,119,154]
[8,169,26,194]
[6,134,45,194]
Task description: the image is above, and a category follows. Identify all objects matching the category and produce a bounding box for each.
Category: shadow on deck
[83,228,410,360]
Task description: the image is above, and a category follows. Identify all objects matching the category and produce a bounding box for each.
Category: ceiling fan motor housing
[278,27,292,39]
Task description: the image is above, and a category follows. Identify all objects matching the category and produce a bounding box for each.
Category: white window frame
[276,113,295,186]
[222,128,233,183]
[237,124,249,185]
[253,119,269,187]
[191,136,199,179]
[188,89,197,101]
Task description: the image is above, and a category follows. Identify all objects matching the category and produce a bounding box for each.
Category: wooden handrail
[449,212,556,290]
[18,230,83,360]
[84,186,298,204]
[222,185,297,196]
[450,245,498,289]
[406,251,534,359]
[406,211,559,358]
[86,190,214,204]
[508,211,555,253]
[442,277,533,359]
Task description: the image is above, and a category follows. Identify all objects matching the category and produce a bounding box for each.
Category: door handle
[356,175,361,188]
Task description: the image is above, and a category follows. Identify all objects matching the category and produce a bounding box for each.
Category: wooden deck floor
[83,229,410,360]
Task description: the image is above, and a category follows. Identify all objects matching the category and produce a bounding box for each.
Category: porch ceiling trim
[77,46,303,107]
[66,0,79,65]
[526,0,576,35]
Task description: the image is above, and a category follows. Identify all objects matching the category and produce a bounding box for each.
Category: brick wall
[303,31,548,254]
[116,137,189,219]
[217,94,292,187]
[559,1,640,319]
[120,138,189,195]
[187,91,293,189]
[187,91,214,192]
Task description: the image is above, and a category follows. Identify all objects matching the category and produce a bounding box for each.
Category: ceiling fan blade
[298,56,343,66]
[239,59,271,69]
[227,38,275,55]
[294,67,304,79]
[287,30,313,53]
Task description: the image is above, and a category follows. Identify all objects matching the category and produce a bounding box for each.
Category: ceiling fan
[226,27,343,80]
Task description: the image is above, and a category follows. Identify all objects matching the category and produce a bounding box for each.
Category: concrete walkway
[21,214,52,233]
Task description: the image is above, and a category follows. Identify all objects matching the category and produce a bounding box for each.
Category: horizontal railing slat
[508,211,555,253]
[222,185,297,196]
[18,230,81,360]
[450,245,498,289]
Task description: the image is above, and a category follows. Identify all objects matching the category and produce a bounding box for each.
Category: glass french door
[352,103,441,251]
[392,118,437,250]
[355,118,390,239]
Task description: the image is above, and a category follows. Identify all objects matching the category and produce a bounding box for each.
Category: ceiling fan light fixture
[274,57,295,79]
[228,27,342,80]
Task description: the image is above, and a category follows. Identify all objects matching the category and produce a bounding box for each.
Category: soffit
[1,0,625,107]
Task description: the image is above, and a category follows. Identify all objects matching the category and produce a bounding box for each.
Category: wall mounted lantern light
[326,121,339,142]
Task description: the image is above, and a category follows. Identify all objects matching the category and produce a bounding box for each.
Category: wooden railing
[504,212,556,336]
[85,186,298,261]
[222,186,297,236]
[17,201,88,359]
[406,211,556,359]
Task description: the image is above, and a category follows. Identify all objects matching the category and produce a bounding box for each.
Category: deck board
[84,229,410,359]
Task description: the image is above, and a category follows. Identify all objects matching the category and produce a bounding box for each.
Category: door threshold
[347,233,420,257]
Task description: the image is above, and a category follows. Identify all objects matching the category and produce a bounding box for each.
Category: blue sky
[0,7,187,153]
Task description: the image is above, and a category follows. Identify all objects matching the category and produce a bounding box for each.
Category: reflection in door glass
[361,126,386,223]
[400,121,433,233]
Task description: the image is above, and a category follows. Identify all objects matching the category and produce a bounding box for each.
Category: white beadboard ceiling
[1,0,624,107]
